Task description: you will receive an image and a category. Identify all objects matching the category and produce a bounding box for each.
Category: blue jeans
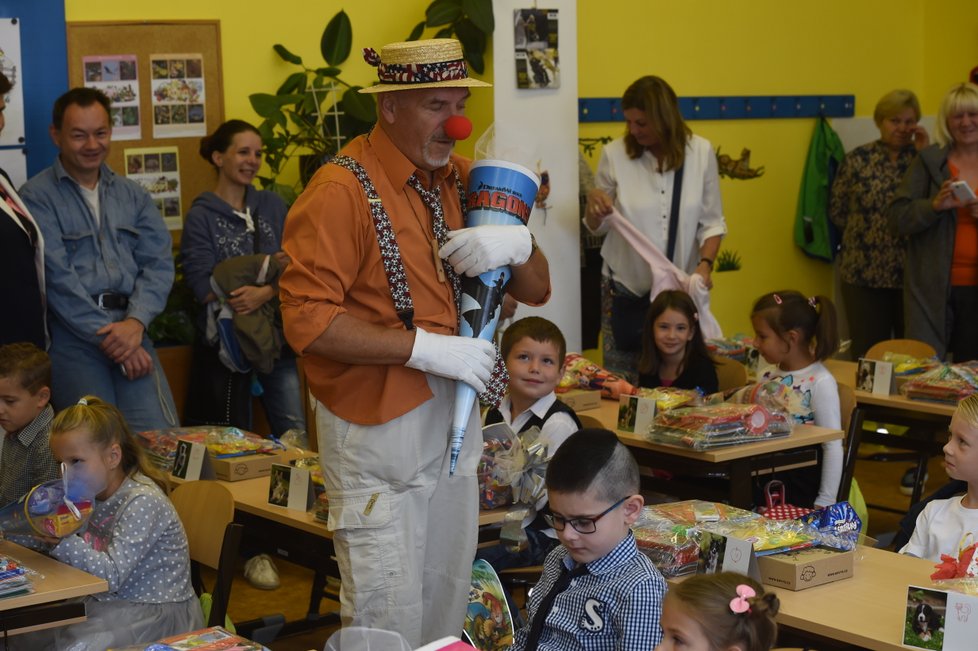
[255,355,306,438]
[49,315,178,432]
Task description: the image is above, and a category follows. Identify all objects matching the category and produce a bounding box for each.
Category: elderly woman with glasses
[830,90,928,360]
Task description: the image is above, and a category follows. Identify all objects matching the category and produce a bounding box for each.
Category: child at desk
[657,572,780,651]
[751,290,842,508]
[637,290,719,394]
[510,429,666,650]
[481,316,582,571]
[900,393,978,562]
[0,343,60,507]
[15,396,202,650]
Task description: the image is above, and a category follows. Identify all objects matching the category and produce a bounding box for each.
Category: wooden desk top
[589,399,842,462]
[187,476,508,538]
[768,546,936,651]
[827,359,955,418]
[0,541,107,612]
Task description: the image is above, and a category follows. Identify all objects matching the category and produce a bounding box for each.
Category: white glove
[439,225,532,277]
[405,328,495,393]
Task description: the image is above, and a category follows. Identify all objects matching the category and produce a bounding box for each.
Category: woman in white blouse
[585,75,726,381]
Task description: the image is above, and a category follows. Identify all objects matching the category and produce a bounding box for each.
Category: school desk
[768,545,936,651]
[0,540,108,636]
[170,474,507,638]
[826,359,952,504]
[588,399,844,508]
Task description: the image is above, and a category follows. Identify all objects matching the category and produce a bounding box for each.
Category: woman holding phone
[889,82,978,362]
[829,90,928,360]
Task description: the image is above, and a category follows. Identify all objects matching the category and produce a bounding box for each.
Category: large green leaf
[407,20,426,41]
[321,10,352,66]
[273,44,303,66]
[426,0,462,27]
[464,49,484,75]
[435,26,454,38]
[314,66,342,78]
[250,93,281,118]
[461,0,494,34]
[276,72,307,95]
[342,87,376,123]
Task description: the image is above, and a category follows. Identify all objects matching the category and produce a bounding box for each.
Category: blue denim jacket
[20,158,174,345]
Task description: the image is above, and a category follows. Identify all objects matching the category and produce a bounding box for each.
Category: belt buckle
[96,293,107,309]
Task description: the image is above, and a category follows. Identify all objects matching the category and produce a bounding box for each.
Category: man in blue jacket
[20,88,177,431]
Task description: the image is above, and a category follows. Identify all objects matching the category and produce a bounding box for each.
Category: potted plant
[249,3,494,205]
[249,10,375,205]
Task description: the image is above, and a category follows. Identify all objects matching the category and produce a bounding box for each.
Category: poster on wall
[82,55,141,140]
[0,17,26,148]
[149,53,206,138]
[124,145,182,230]
[513,8,559,89]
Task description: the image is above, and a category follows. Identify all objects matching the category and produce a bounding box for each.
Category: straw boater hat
[358,38,491,93]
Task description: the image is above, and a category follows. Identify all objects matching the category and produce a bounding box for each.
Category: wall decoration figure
[716,146,765,180]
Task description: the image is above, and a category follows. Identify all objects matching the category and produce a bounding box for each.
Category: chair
[859,339,938,510]
[713,356,748,392]
[170,481,244,627]
[864,338,936,361]
[836,383,864,504]
[578,414,604,430]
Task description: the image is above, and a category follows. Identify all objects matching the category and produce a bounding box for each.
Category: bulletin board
[66,20,224,245]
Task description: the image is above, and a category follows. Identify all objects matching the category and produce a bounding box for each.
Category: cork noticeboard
[65,20,225,245]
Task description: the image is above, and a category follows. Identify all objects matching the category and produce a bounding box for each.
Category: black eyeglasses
[543,496,630,534]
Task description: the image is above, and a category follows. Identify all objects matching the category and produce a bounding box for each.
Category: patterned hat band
[365,49,469,85]
[359,39,491,94]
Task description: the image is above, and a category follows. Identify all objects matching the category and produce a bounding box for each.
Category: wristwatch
[699,257,714,270]
[529,232,539,255]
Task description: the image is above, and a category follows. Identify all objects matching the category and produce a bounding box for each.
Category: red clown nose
[444,115,473,141]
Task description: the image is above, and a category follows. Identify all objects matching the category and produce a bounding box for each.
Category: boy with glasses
[511,428,666,650]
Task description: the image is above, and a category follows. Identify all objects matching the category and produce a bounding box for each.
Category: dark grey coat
[886,144,953,358]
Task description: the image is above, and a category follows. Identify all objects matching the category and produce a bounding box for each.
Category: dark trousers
[840,283,903,360]
[949,286,978,362]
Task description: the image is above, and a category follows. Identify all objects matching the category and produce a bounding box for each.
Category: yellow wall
[65,0,978,335]
[63,0,495,159]
[579,0,976,334]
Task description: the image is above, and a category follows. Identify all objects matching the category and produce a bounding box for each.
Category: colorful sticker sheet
[124,146,182,229]
[149,53,206,138]
[83,55,141,140]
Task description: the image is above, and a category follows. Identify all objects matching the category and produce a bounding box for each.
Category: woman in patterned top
[829,90,928,359]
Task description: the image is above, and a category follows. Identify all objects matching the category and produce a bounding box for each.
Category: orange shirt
[949,166,978,286]
[280,127,480,424]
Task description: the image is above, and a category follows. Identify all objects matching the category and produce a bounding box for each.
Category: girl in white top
[751,291,842,508]
[900,394,978,562]
[585,76,726,381]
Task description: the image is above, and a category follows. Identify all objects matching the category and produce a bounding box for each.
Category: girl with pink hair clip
[656,573,780,651]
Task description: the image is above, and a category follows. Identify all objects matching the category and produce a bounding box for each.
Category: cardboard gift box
[560,388,602,412]
[757,546,853,591]
[209,451,282,482]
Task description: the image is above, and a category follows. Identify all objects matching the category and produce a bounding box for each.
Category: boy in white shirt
[481,317,582,571]
[900,394,978,561]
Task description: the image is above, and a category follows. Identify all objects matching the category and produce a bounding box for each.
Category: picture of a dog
[912,602,944,642]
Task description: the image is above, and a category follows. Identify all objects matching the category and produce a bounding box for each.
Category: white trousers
[315,375,481,647]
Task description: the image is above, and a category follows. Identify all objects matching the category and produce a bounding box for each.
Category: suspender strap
[665,164,685,262]
[332,155,418,330]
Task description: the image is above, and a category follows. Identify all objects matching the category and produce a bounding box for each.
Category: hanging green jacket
[795,116,846,261]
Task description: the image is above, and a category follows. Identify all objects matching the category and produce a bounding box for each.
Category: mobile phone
[950,180,977,202]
